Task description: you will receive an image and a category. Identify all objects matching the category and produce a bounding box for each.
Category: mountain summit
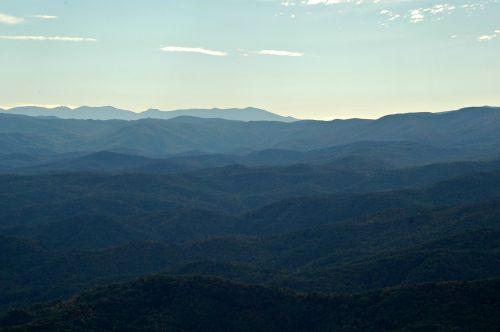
[142,107,296,122]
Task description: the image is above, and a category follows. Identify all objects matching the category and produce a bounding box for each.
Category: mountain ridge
[1,106,499,156]
[2,105,497,122]
[0,106,297,122]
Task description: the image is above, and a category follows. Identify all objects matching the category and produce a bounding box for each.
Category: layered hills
[1,106,500,330]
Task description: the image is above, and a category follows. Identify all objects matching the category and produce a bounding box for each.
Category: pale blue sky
[0,0,499,119]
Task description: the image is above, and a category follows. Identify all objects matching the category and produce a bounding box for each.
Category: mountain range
[0,106,297,122]
[0,106,499,158]
[1,105,500,330]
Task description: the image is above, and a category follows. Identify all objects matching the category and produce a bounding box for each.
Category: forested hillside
[2,276,499,332]
[1,107,500,330]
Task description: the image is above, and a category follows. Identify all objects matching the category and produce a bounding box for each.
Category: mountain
[0,106,138,121]
[0,106,296,122]
[2,105,500,329]
[142,107,297,122]
[1,276,499,332]
[0,106,499,157]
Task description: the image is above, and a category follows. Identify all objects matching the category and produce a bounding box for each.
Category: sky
[0,0,499,120]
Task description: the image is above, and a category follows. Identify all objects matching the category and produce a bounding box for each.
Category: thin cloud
[32,15,58,20]
[477,28,500,42]
[478,35,496,41]
[283,0,389,6]
[306,0,352,4]
[257,50,304,57]
[0,35,97,42]
[285,0,356,5]
[380,9,400,21]
[0,13,24,24]
[409,4,456,24]
[160,46,227,56]
[478,29,498,42]
[284,0,481,26]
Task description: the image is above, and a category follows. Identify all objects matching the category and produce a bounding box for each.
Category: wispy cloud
[477,28,500,42]
[257,49,304,57]
[409,4,456,23]
[0,35,97,42]
[0,13,24,24]
[32,15,58,20]
[283,0,367,5]
[478,34,496,41]
[309,0,369,4]
[285,0,495,27]
[380,9,400,21]
[283,0,391,6]
[160,46,227,56]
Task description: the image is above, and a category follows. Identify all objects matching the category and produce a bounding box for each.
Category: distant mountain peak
[75,105,123,111]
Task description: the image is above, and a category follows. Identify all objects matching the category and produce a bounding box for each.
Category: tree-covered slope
[2,167,500,251]
[1,276,499,332]
[1,199,500,310]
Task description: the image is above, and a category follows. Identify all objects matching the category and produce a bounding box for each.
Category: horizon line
[0,104,498,122]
